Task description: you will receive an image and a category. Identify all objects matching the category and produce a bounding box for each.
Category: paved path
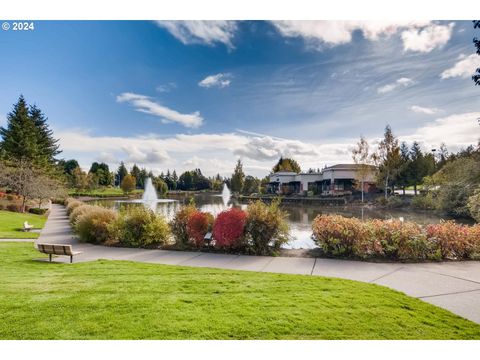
[31,204,480,324]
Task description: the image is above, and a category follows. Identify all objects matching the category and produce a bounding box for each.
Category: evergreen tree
[29,104,61,165]
[231,159,245,193]
[138,168,148,189]
[409,142,425,195]
[130,164,141,188]
[473,20,480,86]
[116,162,128,186]
[374,125,402,199]
[0,96,40,163]
[89,162,112,186]
[58,159,79,176]
[0,96,60,168]
[397,142,412,195]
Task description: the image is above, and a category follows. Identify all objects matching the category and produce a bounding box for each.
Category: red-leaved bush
[187,211,214,247]
[213,208,247,249]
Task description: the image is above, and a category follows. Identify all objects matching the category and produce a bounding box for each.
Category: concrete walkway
[31,204,480,324]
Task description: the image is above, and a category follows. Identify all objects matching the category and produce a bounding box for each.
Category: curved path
[35,204,480,324]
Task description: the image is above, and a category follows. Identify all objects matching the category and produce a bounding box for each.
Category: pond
[91,192,465,249]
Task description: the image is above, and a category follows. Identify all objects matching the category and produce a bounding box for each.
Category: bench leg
[49,254,52,262]
[70,255,73,264]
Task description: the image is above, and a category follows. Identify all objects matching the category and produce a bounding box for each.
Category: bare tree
[0,159,65,212]
[352,136,374,203]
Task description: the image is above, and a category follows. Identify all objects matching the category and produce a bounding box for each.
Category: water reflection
[91,193,466,250]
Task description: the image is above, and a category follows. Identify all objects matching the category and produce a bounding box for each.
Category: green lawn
[1,243,479,339]
[0,211,47,239]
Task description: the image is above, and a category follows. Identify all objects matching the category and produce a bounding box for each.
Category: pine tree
[130,164,141,188]
[374,125,402,199]
[0,96,40,163]
[0,96,61,169]
[410,142,425,196]
[397,142,412,195]
[116,162,128,186]
[231,159,245,193]
[29,104,61,165]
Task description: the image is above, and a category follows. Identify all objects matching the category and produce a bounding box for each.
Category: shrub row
[68,199,289,255]
[67,199,170,247]
[171,200,289,255]
[312,214,480,261]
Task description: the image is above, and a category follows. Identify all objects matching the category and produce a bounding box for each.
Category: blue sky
[0,20,479,176]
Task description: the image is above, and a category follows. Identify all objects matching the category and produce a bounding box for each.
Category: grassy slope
[1,242,479,340]
[0,211,47,239]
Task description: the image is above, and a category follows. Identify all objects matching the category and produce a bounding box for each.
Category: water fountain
[221,183,231,206]
[142,177,158,203]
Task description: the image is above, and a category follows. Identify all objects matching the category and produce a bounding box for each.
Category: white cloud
[233,134,318,161]
[55,128,353,177]
[155,21,237,48]
[409,105,442,115]
[156,82,177,93]
[198,73,232,88]
[401,22,454,53]
[401,112,480,150]
[377,77,414,94]
[270,21,454,51]
[116,92,203,128]
[441,54,480,79]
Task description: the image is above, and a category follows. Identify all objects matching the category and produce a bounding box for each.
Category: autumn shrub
[75,206,118,244]
[186,211,214,247]
[312,215,366,257]
[468,225,480,259]
[245,200,289,255]
[66,199,84,215]
[426,221,475,260]
[213,208,247,250]
[112,206,171,247]
[365,220,434,261]
[69,204,94,224]
[170,204,197,246]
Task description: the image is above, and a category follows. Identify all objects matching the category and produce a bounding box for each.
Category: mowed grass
[0,210,47,239]
[1,243,479,340]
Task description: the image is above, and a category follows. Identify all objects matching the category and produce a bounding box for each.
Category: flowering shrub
[213,208,247,249]
[245,200,289,255]
[75,206,118,244]
[112,206,171,247]
[312,214,479,261]
[170,204,197,246]
[186,211,214,247]
[426,221,473,260]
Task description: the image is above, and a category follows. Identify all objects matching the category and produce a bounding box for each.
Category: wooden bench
[23,221,34,232]
[36,243,82,263]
